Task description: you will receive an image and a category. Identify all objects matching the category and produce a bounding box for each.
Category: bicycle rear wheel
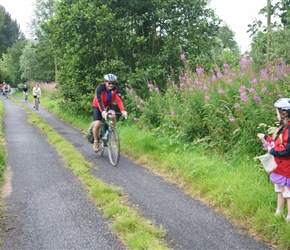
[108,127,120,166]
[35,98,39,110]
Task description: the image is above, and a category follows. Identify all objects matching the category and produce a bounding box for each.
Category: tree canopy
[44,0,221,113]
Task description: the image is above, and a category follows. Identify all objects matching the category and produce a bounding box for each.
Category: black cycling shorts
[93,105,114,121]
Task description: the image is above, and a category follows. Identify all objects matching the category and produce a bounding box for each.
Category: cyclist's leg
[93,107,102,152]
[107,105,117,126]
[33,95,36,107]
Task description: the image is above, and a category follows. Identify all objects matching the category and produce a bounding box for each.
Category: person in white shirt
[32,84,41,108]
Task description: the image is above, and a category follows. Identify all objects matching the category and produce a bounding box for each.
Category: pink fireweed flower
[135,95,139,99]
[254,95,260,102]
[263,141,274,150]
[239,86,246,93]
[148,83,153,89]
[205,95,210,101]
[234,103,240,109]
[227,79,233,83]
[260,70,268,79]
[262,87,268,93]
[137,105,141,109]
[189,87,193,91]
[203,85,208,91]
[273,77,279,82]
[218,89,224,94]
[155,87,159,92]
[229,117,235,122]
[240,92,248,101]
[249,87,255,93]
[180,83,185,88]
[134,117,139,121]
[251,78,258,84]
[195,78,202,85]
[211,75,217,82]
[217,72,223,78]
[171,111,175,115]
[180,53,186,60]
[196,67,204,75]
[278,94,283,98]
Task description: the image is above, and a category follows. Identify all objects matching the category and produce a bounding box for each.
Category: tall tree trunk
[266,0,271,62]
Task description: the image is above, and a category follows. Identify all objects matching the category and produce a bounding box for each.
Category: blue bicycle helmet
[104,74,117,82]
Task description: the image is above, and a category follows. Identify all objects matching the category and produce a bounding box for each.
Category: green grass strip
[11,97,170,250]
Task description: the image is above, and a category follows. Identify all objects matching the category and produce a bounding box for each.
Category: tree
[0,6,24,57]
[44,0,220,113]
[19,43,37,81]
[2,39,27,86]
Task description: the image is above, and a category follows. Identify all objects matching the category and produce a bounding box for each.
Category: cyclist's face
[106,81,115,89]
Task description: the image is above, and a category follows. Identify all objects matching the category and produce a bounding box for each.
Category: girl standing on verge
[257,98,290,222]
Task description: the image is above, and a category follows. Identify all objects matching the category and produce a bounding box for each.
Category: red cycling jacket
[92,82,125,112]
[266,122,290,178]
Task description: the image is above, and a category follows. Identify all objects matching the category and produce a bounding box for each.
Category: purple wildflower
[234,103,240,109]
[240,92,248,101]
[254,95,260,102]
[249,87,255,93]
[196,67,204,75]
[205,95,210,101]
[218,89,224,94]
[229,117,235,122]
[180,53,186,60]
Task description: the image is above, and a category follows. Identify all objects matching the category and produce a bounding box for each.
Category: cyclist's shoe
[103,139,107,147]
[33,106,35,109]
[93,141,99,152]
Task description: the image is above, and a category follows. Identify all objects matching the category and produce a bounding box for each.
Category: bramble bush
[125,55,290,161]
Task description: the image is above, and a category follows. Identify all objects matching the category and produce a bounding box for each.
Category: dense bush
[126,56,290,159]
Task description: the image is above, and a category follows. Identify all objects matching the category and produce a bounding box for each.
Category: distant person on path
[32,84,41,108]
[23,84,28,94]
[257,98,290,222]
[92,73,127,152]
[3,82,10,98]
[23,84,28,101]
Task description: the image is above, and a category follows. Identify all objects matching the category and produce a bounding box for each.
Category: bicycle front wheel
[108,128,120,166]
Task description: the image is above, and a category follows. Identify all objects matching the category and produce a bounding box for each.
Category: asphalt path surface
[0,95,273,250]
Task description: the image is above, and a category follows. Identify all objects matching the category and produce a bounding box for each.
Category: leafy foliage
[43,0,221,113]
[126,57,289,160]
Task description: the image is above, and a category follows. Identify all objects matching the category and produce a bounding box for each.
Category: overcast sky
[1,0,267,53]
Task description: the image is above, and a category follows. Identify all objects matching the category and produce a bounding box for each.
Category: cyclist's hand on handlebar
[102,110,108,119]
[121,110,128,119]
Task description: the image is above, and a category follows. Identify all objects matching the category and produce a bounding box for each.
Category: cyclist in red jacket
[92,73,127,152]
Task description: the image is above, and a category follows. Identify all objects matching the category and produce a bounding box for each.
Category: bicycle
[35,95,40,110]
[97,112,121,166]
[24,92,28,102]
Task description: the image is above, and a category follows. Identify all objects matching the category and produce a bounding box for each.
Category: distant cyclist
[92,73,127,152]
[32,84,41,108]
[3,82,10,98]
[23,84,28,100]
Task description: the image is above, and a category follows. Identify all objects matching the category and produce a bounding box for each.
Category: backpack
[86,122,94,144]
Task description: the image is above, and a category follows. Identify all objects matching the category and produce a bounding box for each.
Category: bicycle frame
[97,111,121,166]
[35,96,40,110]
